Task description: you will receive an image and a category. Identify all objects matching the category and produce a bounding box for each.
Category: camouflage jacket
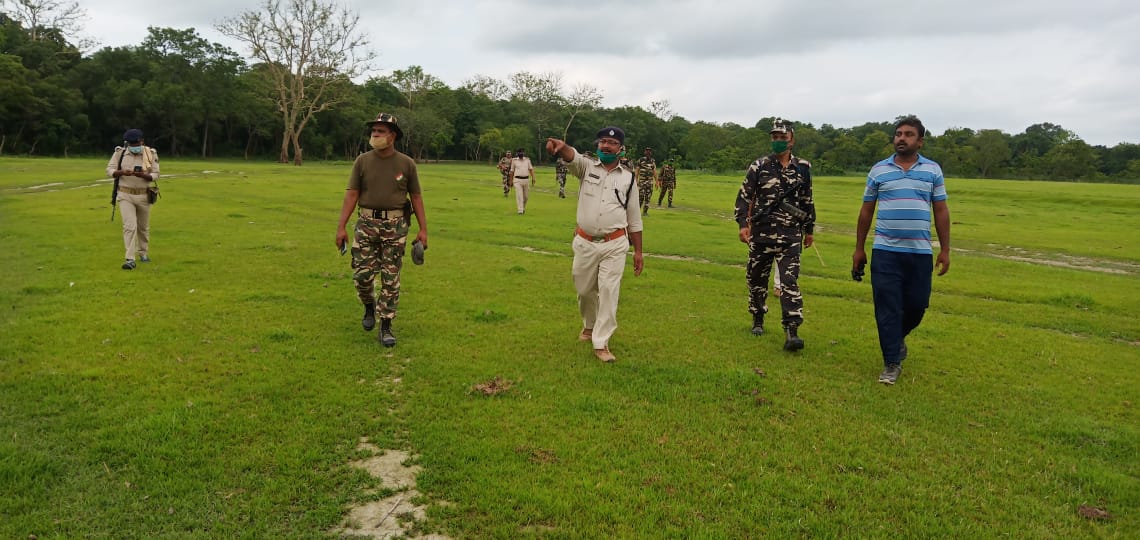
[636,156,657,183]
[660,164,676,183]
[733,154,815,238]
[498,157,511,172]
[555,158,568,175]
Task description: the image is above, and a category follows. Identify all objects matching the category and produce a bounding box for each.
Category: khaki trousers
[118,192,151,260]
[514,179,530,212]
[571,234,629,349]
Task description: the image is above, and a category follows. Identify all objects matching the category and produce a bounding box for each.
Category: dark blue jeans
[870,249,932,366]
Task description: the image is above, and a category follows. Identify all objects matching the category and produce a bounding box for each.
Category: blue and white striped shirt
[863,154,947,254]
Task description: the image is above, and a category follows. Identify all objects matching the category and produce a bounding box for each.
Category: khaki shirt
[509,156,533,180]
[567,149,643,236]
[348,149,421,210]
[105,146,160,189]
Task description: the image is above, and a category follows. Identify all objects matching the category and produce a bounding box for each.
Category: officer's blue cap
[123,128,144,143]
[596,126,625,144]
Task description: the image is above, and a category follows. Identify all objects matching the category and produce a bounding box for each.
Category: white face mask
[369,135,390,150]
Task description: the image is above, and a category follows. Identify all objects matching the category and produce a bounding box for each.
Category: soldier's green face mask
[770,140,789,154]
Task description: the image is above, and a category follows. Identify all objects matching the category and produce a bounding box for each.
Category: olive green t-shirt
[347,150,421,210]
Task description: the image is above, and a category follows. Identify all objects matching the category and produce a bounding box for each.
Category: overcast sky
[77,0,1140,146]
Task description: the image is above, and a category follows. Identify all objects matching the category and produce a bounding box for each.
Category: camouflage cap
[769,118,794,135]
[365,112,404,140]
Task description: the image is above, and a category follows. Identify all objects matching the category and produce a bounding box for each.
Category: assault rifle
[110,147,126,222]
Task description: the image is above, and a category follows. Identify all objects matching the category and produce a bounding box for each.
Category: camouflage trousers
[352,214,410,319]
[656,180,675,207]
[501,171,511,195]
[638,179,654,213]
[746,238,804,328]
[556,171,567,197]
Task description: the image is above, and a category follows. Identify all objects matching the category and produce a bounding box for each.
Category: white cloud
[75,0,1140,145]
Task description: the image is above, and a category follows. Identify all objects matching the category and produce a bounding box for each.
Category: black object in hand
[851,262,866,282]
[134,166,142,172]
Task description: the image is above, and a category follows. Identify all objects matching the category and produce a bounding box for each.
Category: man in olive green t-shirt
[335,113,428,348]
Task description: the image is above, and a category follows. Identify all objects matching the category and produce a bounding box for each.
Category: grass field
[1,156,1137,538]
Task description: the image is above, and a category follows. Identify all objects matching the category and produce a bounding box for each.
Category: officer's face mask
[128,145,143,155]
[770,140,789,154]
[597,150,619,164]
[369,135,390,150]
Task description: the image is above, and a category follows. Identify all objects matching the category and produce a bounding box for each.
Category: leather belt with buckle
[360,208,404,219]
[576,227,626,243]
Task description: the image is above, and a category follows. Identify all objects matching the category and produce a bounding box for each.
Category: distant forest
[2,14,1138,182]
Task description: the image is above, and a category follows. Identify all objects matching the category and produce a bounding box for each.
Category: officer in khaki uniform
[105,128,160,270]
[508,148,535,214]
[335,113,429,348]
[545,126,644,363]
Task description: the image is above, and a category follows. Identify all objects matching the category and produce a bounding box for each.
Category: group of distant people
[106,113,949,385]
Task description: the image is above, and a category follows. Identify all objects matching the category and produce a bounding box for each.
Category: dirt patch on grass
[471,376,514,396]
[331,438,452,540]
[963,245,1138,275]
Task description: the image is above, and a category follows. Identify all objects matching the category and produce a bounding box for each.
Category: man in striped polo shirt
[852,116,951,385]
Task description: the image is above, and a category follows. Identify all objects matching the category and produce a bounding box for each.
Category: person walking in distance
[852,115,951,385]
[105,128,160,270]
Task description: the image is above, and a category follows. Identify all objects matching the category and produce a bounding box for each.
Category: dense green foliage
[1,157,1137,537]
[1,11,1139,182]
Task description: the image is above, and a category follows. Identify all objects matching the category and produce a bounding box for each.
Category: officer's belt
[360,207,404,219]
[576,227,626,243]
[119,186,149,195]
[514,175,529,179]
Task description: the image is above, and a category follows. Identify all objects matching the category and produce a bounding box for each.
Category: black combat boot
[361,303,376,331]
[751,313,764,336]
[783,325,804,351]
[379,318,396,347]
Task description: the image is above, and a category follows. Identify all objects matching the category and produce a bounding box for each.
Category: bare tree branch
[217,0,375,165]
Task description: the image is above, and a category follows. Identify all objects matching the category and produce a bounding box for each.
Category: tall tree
[218,0,375,165]
[561,83,603,141]
[3,0,85,43]
[972,129,1011,178]
[382,65,444,110]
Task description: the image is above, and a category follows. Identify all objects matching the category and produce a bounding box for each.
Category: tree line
[2,2,1138,183]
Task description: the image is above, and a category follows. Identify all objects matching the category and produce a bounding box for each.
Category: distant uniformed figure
[734,118,815,351]
[105,128,160,270]
[335,113,429,348]
[635,147,657,215]
[509,148,535,214]
[656,159,677,208]
[554,156,568,198]
[497,151,513,196]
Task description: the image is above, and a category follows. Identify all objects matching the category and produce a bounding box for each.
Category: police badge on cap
[596,126,625,144]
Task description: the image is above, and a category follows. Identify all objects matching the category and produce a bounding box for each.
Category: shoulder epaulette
[796,157,811,167]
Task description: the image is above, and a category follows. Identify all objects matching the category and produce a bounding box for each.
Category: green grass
[1,156,1137,538]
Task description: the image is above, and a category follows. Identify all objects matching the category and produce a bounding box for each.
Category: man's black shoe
[379,318,396,347]
[879,364,902,385]
[361,303,376,331]
[783,325,804,351]
[750,314,764,336]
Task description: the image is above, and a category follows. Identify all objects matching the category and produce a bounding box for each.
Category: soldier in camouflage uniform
[635,147,657,215]
[497,151,513,196]
[734,118,815,351]
[656,159,677,208]
[336,112,429,348]
[554,156,568,198]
